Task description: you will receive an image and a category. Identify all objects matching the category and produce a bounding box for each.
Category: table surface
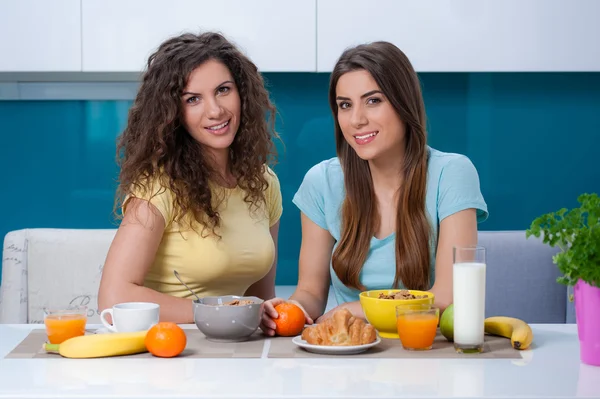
[0,323,598,399]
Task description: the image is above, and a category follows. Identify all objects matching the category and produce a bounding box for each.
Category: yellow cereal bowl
[359,289,435,339]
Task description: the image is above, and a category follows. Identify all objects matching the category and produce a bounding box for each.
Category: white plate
[292,336,381,355]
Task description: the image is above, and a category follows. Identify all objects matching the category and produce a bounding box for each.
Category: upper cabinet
[317,0,600,72]
[2,0,599,75]
[0,0,81,72]
[81,0,317,73]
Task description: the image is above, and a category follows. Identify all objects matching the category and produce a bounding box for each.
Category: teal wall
[1,72,599,285]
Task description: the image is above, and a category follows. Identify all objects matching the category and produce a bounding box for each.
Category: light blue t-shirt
[292,146,489,306]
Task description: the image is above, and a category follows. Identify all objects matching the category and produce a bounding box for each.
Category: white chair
[0,228,117,323]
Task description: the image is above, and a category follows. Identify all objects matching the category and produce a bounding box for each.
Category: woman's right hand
[260,298,313,336]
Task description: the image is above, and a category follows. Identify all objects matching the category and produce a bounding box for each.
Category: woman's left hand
[315,301,365,323]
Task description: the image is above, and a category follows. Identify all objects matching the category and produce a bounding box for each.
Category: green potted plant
[526,193,600,367]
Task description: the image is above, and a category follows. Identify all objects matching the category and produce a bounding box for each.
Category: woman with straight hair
[260,41,488,334]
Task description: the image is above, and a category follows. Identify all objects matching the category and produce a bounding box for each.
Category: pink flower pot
[574,279,600,366]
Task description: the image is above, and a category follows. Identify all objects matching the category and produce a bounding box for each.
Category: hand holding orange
[273,303,306,337]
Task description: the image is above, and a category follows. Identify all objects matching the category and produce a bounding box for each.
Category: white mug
[100,302,159,333]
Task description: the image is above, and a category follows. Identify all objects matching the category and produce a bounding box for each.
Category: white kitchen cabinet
[317,0,600,72]
[0,0,81,72]
[81,0,317,73]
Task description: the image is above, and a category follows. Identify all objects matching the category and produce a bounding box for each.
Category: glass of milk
[453,245,486,353]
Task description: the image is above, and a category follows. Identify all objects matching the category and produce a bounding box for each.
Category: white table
[0,324,598,399]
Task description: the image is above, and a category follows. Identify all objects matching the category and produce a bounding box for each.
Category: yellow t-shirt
[124,167,283,299]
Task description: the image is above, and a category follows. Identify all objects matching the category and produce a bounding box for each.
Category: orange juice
[44,314,87,344]
[396,313,438,350]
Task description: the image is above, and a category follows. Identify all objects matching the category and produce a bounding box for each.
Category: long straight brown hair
[329,42,431,291]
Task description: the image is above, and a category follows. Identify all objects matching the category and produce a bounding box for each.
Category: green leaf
[526,193,600,288]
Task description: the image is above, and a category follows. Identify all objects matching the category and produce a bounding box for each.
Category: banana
[484,316,533,350]
[43,330,148,358]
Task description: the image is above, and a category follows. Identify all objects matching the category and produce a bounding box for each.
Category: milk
[453,262,486,348]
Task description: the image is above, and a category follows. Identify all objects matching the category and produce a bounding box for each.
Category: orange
[274,303,305,337]
[145,322,187,358]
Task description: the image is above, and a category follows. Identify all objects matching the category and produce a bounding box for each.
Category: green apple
[440,304,454,342]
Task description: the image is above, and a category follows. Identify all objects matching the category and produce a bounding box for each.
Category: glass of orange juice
[395,304,440,350]
[43,306,88,344]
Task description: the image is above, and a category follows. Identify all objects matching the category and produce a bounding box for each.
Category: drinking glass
[396,304,439,350]
[453,246,486,353]
[44,306,87,344]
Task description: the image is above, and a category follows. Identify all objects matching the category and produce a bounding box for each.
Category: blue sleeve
[292,163,328,230]
[437,156,489,223]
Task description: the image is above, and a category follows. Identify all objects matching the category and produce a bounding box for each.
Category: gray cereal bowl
[193,295,264,342]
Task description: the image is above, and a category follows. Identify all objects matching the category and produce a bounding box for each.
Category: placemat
[267,331,523,359]
[5,329,265,359]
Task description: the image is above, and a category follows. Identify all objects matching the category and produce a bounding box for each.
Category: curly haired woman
[98,32,283,323]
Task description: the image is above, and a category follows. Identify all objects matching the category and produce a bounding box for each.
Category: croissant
[301,308,377,346]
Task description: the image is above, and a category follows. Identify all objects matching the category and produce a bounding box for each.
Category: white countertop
[0,323,598,399]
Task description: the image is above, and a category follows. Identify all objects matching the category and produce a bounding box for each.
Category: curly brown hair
[115,31,279,235]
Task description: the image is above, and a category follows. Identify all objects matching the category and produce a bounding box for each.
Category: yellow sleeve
[122,176,174,227]
[264,166,283,227]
